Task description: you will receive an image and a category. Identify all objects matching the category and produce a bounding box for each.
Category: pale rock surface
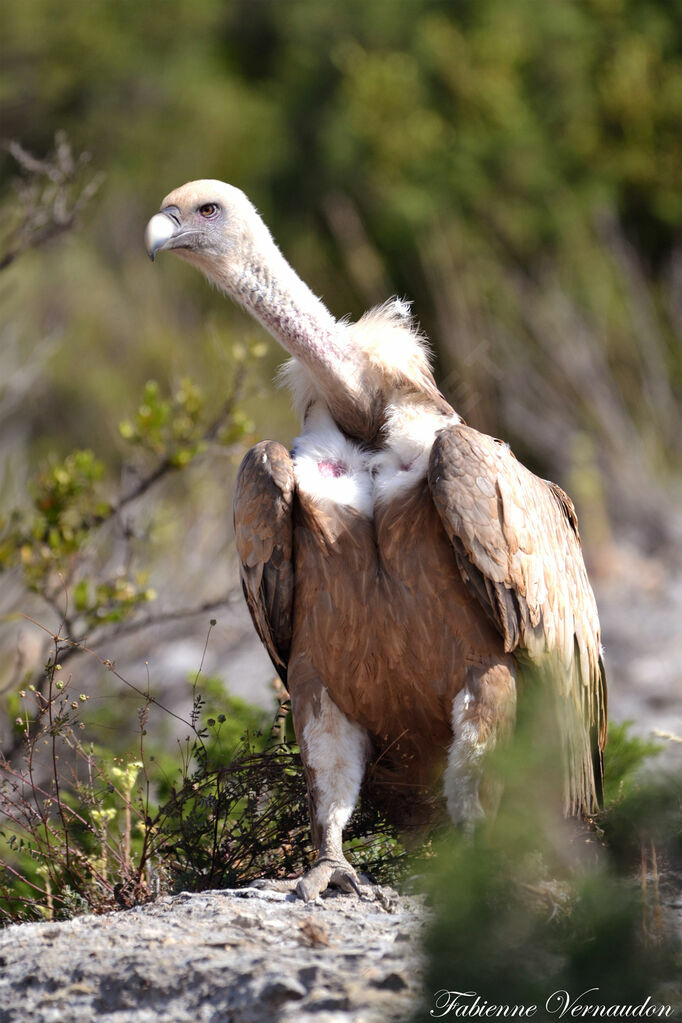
[0,886,429,1023]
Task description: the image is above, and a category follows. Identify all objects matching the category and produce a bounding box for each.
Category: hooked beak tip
[144,211,179,262]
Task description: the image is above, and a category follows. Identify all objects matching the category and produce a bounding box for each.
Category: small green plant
[0,616,287,921]
[0,643,156,921]
[0,639,412,921]
[0,368,250,601]
[0,368,253,920]
[602,719,664,806]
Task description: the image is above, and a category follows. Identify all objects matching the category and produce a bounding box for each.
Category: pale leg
[294,684,371,901]
[444,661,516,831]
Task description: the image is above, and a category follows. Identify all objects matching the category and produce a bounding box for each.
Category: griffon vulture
[145,181,607,901]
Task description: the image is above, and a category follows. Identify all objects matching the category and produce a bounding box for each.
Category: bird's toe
[329,864,364,897]
[250,877,300,893]
[295,856,364,902]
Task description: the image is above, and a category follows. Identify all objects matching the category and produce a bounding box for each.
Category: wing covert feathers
[428,424,607,815]
[233,441,295,685]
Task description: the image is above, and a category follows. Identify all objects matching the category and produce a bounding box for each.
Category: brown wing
[428,423,607,814]
[233,440,295,686]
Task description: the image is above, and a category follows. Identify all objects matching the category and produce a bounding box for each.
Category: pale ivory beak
[144,212,178,262]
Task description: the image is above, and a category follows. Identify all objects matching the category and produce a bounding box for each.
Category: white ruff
[282,296,460,516]
[292,405,374,518]
[371,401,457,505]
[292,402,459,517]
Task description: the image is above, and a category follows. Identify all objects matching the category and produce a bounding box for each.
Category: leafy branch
[0,361,255,765]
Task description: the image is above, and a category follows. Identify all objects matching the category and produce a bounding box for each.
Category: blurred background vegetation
[2,0,681,731]
[0,0,681,979]
[2,0,681,516]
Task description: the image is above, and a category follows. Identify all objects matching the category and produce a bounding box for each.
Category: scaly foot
[295,855,365,902]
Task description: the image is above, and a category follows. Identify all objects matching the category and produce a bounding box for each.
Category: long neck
[211,226,379,438]
[233,240,344,370]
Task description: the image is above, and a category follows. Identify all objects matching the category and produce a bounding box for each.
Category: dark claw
[345,872,365,898]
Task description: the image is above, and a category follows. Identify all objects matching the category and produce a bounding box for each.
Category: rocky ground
[0,885,429,1023]
[597,562,682,774]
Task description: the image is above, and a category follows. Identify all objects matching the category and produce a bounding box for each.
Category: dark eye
[198,203,219,218]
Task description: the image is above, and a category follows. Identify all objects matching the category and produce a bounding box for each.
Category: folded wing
[428,424,607,814]
[233,441,295,686]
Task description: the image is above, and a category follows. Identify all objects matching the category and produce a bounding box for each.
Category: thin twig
[18,615,197,731]
[87,593,240,648]
[0,134,104,273]
[47,634,72,872]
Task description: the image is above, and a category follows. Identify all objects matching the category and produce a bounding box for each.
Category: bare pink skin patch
[318,460,346,479]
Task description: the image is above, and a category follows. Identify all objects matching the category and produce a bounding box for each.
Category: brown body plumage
[146,181,607,900]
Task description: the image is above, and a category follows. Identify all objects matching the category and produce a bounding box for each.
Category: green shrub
[418,716,681,1017]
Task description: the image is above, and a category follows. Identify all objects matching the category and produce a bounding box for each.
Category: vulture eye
[198,203,219,218]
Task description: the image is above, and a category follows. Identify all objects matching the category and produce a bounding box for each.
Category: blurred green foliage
[422,831,681,1013]
[1,0,681,506]
[119,378,206,463]
[420,711,681,1015]
[602,719,663,805]
[0,370,248,639]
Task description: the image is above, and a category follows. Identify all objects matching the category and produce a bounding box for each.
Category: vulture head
[145,179,349,426]
[144,179,276,292]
